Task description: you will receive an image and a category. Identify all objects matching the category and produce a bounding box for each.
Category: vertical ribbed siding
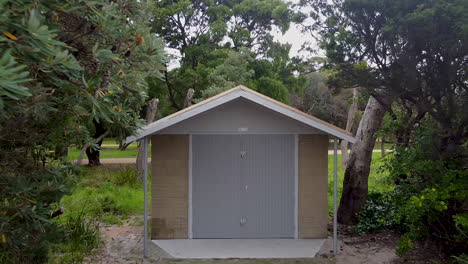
[192,134,294,238]
[240,135,295,238]
[192,135,241,238]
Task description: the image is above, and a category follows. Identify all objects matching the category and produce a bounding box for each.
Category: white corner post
[142,136,149,258]
[333,137,338,255]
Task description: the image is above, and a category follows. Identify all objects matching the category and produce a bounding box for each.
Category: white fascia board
[239,91,356,143]
[126,89,356,144]
[126,90,243,143]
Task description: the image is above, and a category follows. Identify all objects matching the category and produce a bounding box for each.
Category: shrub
[396,234,413,256]
[354,192,403,234]
[383,123,468,257]
[0,163,74,263]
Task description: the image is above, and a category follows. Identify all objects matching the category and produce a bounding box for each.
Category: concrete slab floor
[153,239,326,259]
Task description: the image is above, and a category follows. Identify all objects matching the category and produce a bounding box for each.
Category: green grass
[327,140,394,151]
[64,165,147,217]
[327,152,393,214]
[66,138,393,160]
[101,138,138,147]
[48,165,148,263]
[67,144,151,159]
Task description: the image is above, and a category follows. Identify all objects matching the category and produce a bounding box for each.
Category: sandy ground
[317,227,398,264]
[84,216,404,264]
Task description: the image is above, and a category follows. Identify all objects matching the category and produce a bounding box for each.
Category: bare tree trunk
[338,96,389,224]
[136,98,160,178]
[340,88,359,168]
[76,128,110,166]
[134,88,193,178]
[183,88,195,108]
[381,137,386,158]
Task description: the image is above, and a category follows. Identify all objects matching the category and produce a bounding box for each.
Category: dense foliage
[385,122,467,255]
[0,163,75,263]
[1,0,466,261]
[357,122,468,256]
[298,0,468,257]
[0,0,164,261]
[354,192,401,234]
[148,0,306,117]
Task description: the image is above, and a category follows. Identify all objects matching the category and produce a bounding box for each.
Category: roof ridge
[126,85,355,143]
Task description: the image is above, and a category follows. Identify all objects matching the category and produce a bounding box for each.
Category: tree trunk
[338,96,389,224]
[76,128,110,166]
[85,120,108,166]
[340,88,359,168]
[381,137,386,158]
[136,98,159,178]
[183,88,195,108]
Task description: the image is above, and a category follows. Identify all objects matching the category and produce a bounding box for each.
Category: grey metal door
[192,135,241,238]
[239,134,295,238]
[192,134,294,238]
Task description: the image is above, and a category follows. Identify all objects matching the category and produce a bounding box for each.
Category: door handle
[240,217,247,225]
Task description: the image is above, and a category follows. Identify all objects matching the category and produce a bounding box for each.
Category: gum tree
[298,0,467,223]
[150,0,300,109]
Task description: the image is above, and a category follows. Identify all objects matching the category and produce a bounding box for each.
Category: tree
[199,48,255,99]
[150,0,299,108]
[299,0,467,223]
[0,0,164,261]
[136,98,160,178]
[337,95,389,223]
[57,0,166,166]
[340,87,359,167]
[291,71,350,126]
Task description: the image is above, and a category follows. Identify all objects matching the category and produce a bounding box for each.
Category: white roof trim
[126,88,355,143]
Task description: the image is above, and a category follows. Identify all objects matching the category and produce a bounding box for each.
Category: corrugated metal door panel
[240,134,295,238]
[192,135,241,238]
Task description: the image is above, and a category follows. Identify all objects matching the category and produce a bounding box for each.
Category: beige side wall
[151,135,189,239]
[298,134,329,238]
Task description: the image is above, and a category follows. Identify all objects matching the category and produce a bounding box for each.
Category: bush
[396,234,413,256]
[0,162,75,263]
[354,192,403,234]
[383,123,468,257]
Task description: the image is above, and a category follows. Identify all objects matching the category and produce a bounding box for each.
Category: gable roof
[126,85,355,143]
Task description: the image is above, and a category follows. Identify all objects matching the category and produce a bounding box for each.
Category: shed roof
[126,85,355,143]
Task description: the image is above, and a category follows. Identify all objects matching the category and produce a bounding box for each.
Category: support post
[142,137,149,258]
[333,137,338,255]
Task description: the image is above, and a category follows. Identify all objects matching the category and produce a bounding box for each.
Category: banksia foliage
[0,0,166,262]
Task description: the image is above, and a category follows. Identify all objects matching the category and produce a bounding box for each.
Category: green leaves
[0,50,31,110]
[95,49,116,62]
[26,9,67,48]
